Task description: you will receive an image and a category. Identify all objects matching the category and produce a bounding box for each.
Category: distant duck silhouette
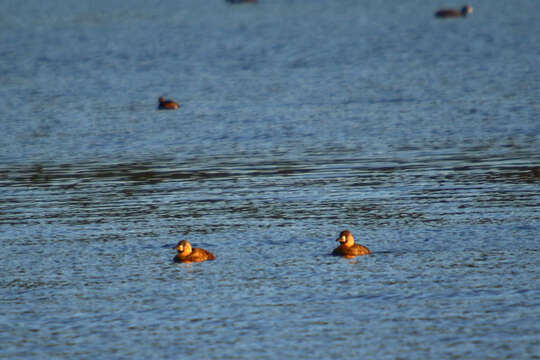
[435,5,473,18]
[173,240,216,263]
[331,230,371,258]
[226,0,257,4]
[158,96,179,110]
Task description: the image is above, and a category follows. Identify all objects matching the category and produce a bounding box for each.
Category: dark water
[1,0,539,359]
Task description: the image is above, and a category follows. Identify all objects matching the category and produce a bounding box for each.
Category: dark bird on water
[435,5,473,18]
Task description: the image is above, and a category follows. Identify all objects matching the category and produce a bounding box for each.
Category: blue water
[1,0,539,359]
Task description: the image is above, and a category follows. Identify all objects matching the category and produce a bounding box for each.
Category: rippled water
[1,0,539,359]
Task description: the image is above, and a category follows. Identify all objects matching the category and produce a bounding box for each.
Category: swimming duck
[158,96,179,110]
[173,240,216,263]
[332,230,371,258]
[435,5,473,18]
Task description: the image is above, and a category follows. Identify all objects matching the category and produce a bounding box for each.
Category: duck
[158,96,179,110]
[332,230,371,258]
[435,5,473,18]
[173,240,216,263]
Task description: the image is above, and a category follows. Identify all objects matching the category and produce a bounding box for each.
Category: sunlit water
[1,0,539,359]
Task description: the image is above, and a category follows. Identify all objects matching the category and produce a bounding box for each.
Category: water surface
[1,0,539,359]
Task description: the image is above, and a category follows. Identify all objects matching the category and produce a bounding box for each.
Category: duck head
[174,240,192,255]
[336,230,355,247]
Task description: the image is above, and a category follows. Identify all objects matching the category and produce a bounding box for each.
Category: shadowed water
[1,0,539,359]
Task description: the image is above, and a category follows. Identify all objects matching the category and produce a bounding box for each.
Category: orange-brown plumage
[173,240,215,263]
[158,96,179,110]
[332,230,370,258]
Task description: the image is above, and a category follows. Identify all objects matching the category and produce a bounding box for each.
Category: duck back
[332,243,371,257]
[174,248,216,263]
